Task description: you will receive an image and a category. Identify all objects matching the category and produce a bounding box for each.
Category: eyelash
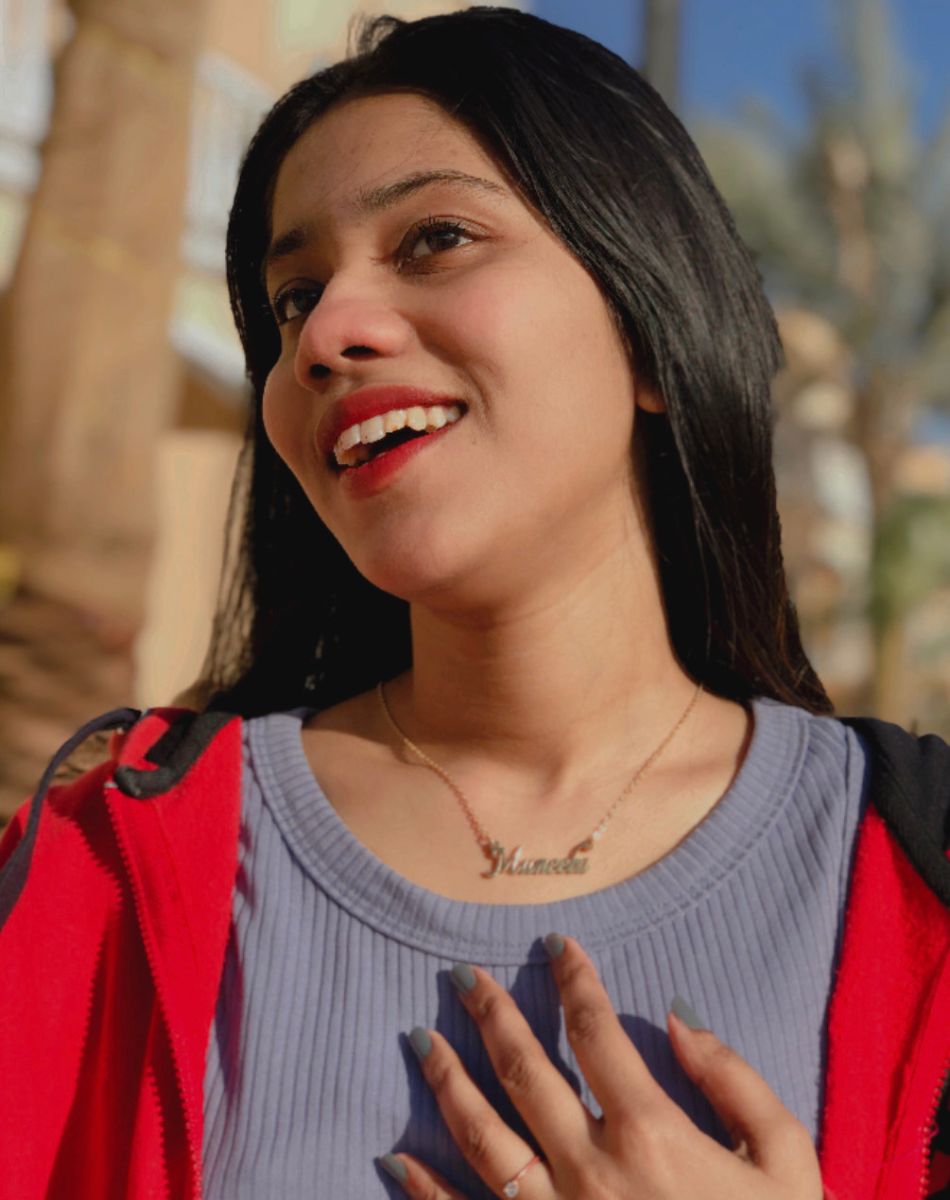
[270,216,475,326]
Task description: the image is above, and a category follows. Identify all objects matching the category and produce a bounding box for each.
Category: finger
[409,1025,556,1198]
[545,933,667,1122]
[379,1151,470,1198]
[667,999,821,1182]
[447,961,597,1160]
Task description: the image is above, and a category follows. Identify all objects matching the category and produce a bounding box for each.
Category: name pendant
[482,838,593,879]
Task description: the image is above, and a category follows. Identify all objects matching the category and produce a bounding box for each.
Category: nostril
[308,363,331,380]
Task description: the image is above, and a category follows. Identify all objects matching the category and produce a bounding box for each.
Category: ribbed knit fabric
[201,696,869,1198]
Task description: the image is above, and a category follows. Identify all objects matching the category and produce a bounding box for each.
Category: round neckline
[247,696,809,964]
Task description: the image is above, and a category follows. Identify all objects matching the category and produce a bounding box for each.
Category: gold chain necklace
[376,679,703,880]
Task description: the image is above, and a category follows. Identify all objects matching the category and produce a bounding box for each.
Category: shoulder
[749,695,869,814]
[745,698,950,905]
[0,705,243,928]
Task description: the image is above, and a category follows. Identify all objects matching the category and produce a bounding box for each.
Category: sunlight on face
[262,92,652,611]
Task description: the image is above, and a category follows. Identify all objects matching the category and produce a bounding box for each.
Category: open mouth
[328,406,466,472]
[364,424,429,460]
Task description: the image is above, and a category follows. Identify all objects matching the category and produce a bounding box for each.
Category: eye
[400,216,475,262]
[272,284,322,326]
[269,218,475,325]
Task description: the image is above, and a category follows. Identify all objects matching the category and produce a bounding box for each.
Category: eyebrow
[262,168,509,283]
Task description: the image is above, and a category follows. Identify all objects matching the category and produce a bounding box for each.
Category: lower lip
[334,421,460,499]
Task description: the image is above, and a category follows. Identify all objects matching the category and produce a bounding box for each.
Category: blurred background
[1,0,948,821]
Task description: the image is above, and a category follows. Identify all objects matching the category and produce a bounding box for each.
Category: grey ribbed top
[201,696,870,1199]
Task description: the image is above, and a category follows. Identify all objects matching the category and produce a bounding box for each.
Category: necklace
[376,678,703,880]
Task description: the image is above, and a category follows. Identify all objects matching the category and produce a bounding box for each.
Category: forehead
[270,92,509,228]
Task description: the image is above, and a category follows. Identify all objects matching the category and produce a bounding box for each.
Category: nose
[292,282,413,389]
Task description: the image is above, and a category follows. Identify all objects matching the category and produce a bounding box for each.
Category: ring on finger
[500,1152,544,1197]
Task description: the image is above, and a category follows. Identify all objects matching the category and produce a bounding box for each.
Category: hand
[380,933,824,1199]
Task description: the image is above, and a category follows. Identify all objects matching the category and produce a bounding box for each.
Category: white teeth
[359,415,386,443]
[383,409,407,434]
[333,403,464,466]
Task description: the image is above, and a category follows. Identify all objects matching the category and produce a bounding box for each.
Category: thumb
[667,996,821,1182]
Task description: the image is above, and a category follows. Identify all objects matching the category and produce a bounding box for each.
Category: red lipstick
[336,420,459,499]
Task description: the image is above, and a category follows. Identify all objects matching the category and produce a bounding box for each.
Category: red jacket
[0,704,948,1199]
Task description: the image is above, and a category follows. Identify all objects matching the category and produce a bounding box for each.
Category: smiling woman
[0,7,948,1200]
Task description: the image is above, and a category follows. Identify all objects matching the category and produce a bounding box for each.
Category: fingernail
[379,1153,408,1184]
[544,932,565,958]
[450,962,477,994]
[409,1026,432,1060]
[670,994,707,1030]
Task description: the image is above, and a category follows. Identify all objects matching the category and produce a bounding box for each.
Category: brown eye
[401,218,474,262]
[272,284,322,325]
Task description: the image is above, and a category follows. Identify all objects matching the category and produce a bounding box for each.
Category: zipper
[919,1054,950,1198]
[104,780,203,1200]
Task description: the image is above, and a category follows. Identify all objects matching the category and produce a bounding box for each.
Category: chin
[346,535,471,606]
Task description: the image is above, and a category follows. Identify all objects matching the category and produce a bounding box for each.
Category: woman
[0,8,947,1200]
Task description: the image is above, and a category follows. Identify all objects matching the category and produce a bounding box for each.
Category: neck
[382,527,702,808]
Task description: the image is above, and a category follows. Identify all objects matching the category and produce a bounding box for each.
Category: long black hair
[189,5,832,717]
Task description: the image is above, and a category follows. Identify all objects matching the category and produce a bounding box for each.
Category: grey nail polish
[450,962,477,993]
[544,932,565,958]
[409,1025,432,1060]
[379,1153,408,1184]
[671,994,707,1031]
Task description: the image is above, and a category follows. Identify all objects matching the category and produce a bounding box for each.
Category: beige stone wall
[134,429,242,708]
[0,0,210,624]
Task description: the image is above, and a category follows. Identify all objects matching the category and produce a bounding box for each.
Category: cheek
[261,364,306,472]
[450,263,632,447]
[444,267,570,428]
[450,263,550,351]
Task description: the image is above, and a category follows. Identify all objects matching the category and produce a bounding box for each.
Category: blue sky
[532,0,950,142]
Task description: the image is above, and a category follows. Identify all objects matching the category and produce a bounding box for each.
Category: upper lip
[316,385,466,459]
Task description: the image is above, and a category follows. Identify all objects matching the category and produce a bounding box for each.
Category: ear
[636,383,666,414]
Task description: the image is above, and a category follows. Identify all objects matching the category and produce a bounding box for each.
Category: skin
[261,93,824,1196]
